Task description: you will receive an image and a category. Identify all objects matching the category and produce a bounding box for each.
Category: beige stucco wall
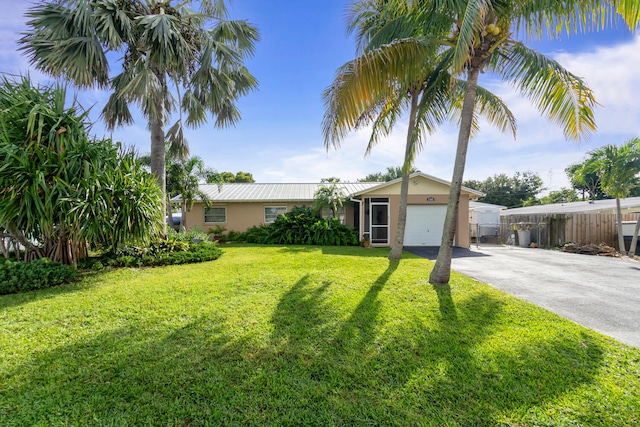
[183,202,357,234]
[358,175,474,247]
[181,175,474,247]
[358,193,471,248]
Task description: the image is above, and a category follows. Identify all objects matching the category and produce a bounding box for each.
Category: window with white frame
[264,206,287,223]
[204,207,226,223]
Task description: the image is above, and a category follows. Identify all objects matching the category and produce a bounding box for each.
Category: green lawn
[1,245,639,426]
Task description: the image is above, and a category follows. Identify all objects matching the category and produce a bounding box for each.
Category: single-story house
[499,197,640,248]
[178,172,483,247]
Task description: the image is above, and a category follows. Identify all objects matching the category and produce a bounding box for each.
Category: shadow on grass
[2,270,611,425]
[322,246,392,258]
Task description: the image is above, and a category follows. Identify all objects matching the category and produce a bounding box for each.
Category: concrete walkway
[405,245,640,348]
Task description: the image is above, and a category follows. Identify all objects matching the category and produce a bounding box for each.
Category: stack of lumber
[561,242,619,256]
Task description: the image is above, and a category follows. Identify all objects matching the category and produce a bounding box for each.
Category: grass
[1,245,639,426]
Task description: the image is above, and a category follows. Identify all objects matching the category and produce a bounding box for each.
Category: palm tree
[581,139,640,256]
[167,156,213,229]
[313,178,348,220]
[362,0,640,284]
[140,152,213,229]
[19,0,259,233]
[324,0,515,260]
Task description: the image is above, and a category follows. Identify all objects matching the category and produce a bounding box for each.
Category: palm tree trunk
[629,213,640,258]
[429,66,481,285]
[389,89,420,260]
[150,66,167,236]
[616,197,627,256]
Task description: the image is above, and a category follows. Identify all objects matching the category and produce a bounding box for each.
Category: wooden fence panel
[501,213,637,247]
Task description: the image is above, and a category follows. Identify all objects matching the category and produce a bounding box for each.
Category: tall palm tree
[324,0,516,260]
[581,139,640,256]
[19,0,259,233]
[361,0,640,284]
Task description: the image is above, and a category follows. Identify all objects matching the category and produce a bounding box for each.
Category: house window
[204,207,226,223]
[265,206,287,223]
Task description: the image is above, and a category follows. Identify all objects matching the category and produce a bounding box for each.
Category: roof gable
[350,172,484,197]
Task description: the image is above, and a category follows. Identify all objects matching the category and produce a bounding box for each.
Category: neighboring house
[177,172,483,248]
[469,201,506,242]
[500,197,640,248]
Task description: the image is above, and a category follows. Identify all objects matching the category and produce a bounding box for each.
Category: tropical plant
[356,0,639,284]
[313,178,348,220]
[360,166,417,182]
[580,139,640,256]
[19,0,260,233]
[140,151,214,227]
[167,156,213,228]
[0,76,163,265]
[324,0,516,260]
[240,206,359,246]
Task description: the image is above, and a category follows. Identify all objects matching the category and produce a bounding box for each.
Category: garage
[404,205,448,246]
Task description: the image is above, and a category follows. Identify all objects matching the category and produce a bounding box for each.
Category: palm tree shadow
[432,283,458,323]
[332,260,400,351]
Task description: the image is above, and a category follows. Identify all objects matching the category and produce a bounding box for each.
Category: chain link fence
[470,222,552,248]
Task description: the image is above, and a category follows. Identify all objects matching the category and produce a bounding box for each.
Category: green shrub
[239,206,358,246]
[0,258,76,295]
[103,242,223,268]
[168,227,210,244]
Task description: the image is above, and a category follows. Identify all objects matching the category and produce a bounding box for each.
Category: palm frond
[19,2,110,87]
[365,92,408,156]
[452,0,491,72]
[166,120,189,158]
[322,38,433,150]
[492,42,597,141]
[512,0,639,40]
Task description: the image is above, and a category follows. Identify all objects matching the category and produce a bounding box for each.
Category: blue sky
[1,1,639,193]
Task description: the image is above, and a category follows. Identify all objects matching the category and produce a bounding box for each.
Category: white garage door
[404,205,448,246]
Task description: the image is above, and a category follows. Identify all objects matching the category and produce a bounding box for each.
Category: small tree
[581,139,640,257]
[566,162,605,201]
[313,178,348,220]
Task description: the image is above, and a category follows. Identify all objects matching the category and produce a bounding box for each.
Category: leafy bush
[239,206,358,246]
[168,227,210,244]
[218,230,243,243]
[103,241,223,268]
[0,258,77,295]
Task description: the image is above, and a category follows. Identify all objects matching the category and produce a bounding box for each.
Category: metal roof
[469,201,507,211]
[500,196,640,216]
[173,182,381,203]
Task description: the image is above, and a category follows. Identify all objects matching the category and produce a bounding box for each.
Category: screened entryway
[364,197,389,245]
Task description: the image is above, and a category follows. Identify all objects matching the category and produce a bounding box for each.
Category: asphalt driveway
[405,245,640,348]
